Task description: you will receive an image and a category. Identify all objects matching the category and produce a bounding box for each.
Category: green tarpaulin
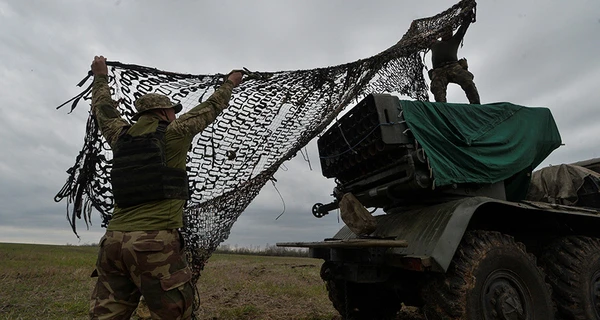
[400,100,562,200]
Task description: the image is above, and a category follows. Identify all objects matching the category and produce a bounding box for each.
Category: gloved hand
[463,9,475,23]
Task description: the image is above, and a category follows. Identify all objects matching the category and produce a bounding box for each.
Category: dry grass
[0,243,96,320]
[0,243,338,320]
[0,243,424,320]
[197,255,337,320]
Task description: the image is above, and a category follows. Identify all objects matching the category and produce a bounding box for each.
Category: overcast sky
[1,0,599,248]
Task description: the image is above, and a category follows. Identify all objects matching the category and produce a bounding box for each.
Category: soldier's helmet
[132,93,183,121]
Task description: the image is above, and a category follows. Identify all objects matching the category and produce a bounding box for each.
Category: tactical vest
[111,121,189,208]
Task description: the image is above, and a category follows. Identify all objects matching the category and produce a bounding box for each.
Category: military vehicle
[278,94,600,320]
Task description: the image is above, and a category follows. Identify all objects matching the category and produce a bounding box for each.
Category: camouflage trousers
[89,229,194,320]
[429,61,481,104]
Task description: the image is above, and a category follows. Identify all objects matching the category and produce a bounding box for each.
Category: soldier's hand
[463,9,474,22]
[227,70,244,87]
[91,56,108,76]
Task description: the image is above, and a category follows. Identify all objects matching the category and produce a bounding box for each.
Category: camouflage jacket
[91,74,234,231]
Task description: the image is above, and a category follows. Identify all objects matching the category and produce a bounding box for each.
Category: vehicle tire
[321,263,400,320]
[541,236,600,320]
[421,230,554,320]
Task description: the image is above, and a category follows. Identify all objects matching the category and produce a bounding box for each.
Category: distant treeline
[215,244,309,257]
[72,242,309,257]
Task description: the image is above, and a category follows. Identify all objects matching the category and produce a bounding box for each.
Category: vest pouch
[458,58,468,70]
[161,167,189,200]
[112,164,167,208]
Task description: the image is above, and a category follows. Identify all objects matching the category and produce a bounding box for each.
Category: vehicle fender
[330,197,491,271]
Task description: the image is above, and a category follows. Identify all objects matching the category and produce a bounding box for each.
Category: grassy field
[0,243,423,320]
[0,242,340,320]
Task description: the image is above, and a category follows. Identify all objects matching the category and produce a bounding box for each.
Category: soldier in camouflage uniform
[429,9,480,104]
[88,56,243,320]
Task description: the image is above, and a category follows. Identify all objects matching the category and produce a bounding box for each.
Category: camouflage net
[55,0,475,305]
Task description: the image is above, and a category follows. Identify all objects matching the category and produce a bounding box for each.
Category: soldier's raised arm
[90,56,129,147]
[169,70,243,137]
[453,9,474,42]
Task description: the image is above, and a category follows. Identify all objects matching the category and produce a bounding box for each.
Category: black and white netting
[56,0,475,283]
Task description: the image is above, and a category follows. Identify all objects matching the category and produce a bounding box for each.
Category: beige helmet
[132,93,183,121]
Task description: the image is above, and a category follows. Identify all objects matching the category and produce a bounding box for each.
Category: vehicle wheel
[321,263,400,320]
[422,230,554,320]
[542,236,600,320]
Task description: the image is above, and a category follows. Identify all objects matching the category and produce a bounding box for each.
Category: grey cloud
[1,0,599,247]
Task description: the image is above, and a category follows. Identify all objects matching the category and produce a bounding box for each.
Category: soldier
[429,10,480,104]
[88,55,243,319]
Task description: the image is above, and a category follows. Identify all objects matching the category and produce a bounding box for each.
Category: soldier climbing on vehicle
[428,8,480,104]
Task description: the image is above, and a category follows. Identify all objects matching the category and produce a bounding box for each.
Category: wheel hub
[482,270,530,320]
